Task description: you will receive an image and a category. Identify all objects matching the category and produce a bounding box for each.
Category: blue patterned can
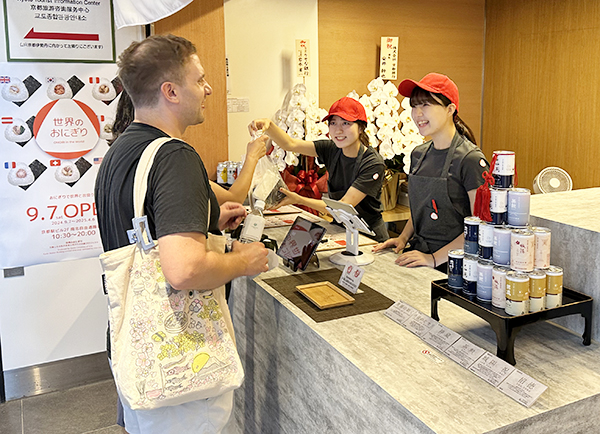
[492,150,515,188]
[464,216,480,255]
[477,260,494,302]
[490,188,508,225]
[448,249,464,290]
[462,254,478,297]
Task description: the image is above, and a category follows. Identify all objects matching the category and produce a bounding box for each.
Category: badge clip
[127,215,156,251]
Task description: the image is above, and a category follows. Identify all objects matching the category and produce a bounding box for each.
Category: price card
[421,323,461,353]
[384,300,419,325]
[338,263,364,294]
[468,352,515,387]
[497,369,548,407]
[444,337,486,369]
[402,311,438,338]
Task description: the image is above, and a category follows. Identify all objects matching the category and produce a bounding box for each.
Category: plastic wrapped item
[249,155,288,210]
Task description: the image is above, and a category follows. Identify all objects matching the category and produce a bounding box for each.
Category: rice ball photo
[7,162,34,186]
[4,118,32,143]
[2,78,29,102]
[55,162,80,183]
[99,116,114,140]
[92,78,117,101]
[47,78,73,100]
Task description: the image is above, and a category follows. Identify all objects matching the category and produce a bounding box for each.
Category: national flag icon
[50,159,61,167]
[89,77,100,84]
[93,157,103,164]
[0,76,10,84]
[4,162,16,169]
[46,77,55,83]
[100,115,105,121]
[2,117,13,124]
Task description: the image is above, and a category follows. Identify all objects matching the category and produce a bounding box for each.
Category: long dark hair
[356,120,370,148]
[410,87,477,145]
[108,89,135,145]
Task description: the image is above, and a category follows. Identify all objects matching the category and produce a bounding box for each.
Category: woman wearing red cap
[373,73,489,270]
[250,97,388,242]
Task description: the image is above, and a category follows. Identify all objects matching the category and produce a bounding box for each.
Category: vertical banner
[379,37,398,80]
[3,0,115,62]
[0,63,120,268]
[295,39,310,77]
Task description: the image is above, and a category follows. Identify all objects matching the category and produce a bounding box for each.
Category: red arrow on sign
[24,28,99,41]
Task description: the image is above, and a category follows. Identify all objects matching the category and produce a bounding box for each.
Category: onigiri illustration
[2,78,29,102]
[55,162,80,183]
[92,78,117,101]
[47,78,73,100]
[7,163,34,186]
[99,116,114,140]
[4,118,32,143]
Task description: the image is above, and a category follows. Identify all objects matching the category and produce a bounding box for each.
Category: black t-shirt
[95,122,220,252]
[314,139,385,226]
[410,136,489,217]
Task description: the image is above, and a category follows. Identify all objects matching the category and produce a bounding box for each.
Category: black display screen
[276,216,327,271]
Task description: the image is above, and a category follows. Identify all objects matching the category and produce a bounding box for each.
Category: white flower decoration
[375,114,395,129]
[317,122,329,136]
[289,95,309,111]
[366,123,378,136]
[346,90,360,100]
[376,125,395,141]
[399,109,413,126]
[391,111,401,125]
[367,77,385,93]
[387,97,400,111]
[287,109,306,126]
[401,122,420,137]
[359,95,373,110]
[365,107,375,123]
[288,124,305,139]
[401,97,411,110]
[379,139,395,159]
[292,83,306,96]
[305,106,320,122]
[402,153,411,174]
[392,140,404,155]
[374,103,392,118]
[369,90,387,107]
[318,108,329,122]
[383,81,399,98]
[367,133,379,148]
[284,151,299,166]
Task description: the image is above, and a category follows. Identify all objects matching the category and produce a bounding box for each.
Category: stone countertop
[530,187,600,232]
[249,216,600,434]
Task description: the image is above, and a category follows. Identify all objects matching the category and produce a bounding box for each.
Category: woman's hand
[395,250,435,268]
[248,118,272,136]
[277,188,303,207]
[372,236,406,254]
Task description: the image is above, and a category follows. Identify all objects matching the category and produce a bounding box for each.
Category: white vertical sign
[296,39,311,77]
[379,37,399,80]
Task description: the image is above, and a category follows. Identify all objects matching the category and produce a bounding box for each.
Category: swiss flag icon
[50,159,61,167]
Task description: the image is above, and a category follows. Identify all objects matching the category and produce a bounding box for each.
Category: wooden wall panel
[318,0,485,143]
[154,0,228,179]
[483,0,600,190]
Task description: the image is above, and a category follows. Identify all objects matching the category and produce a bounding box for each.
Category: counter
[229,215,600,434]
[530,187,600,339]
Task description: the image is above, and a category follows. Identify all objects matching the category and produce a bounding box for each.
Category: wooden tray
[296,281,355,309]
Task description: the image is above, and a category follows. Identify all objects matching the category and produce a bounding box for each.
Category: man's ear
[160,81,179,103]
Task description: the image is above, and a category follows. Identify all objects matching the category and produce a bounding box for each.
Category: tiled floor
[0,379,123,434]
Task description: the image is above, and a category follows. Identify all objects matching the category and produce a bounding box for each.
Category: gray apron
[407,136,465,254]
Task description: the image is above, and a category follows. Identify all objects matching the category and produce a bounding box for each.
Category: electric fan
[532,167,573,194]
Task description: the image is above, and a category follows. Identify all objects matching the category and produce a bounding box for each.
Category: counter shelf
[431,279,593,365]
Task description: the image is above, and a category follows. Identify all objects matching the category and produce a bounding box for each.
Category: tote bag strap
[132,137,174,218]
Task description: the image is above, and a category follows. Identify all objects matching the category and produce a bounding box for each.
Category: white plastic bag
[249,155,288,210]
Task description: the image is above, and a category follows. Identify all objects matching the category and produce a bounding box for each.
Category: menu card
[468,352,514,387]
[498,370,548,408]
[445,338,486,369]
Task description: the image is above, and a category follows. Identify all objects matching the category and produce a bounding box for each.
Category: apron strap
[328,144,366,189]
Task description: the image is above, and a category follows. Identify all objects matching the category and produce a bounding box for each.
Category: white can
[492,150,515,176]
[532,227,551,269]
[511,229,535,272]
[492,265,509,308]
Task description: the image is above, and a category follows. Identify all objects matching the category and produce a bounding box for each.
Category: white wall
[224,0,319,161]
[0,25,143,371]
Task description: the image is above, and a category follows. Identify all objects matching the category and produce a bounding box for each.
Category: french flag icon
[4,162,16,169]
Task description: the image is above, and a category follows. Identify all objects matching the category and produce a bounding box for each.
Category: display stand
[431,279,593,365]
[324,198,375,266]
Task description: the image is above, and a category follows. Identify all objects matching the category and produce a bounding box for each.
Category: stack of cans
[446,150,564,315]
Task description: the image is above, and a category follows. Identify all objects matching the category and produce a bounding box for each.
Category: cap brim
[398,79,440,98]
[321,112,361,123]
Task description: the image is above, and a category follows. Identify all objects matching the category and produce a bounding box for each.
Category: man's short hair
[117,34,197,108]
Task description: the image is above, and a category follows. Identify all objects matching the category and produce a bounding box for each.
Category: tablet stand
[326,206,375,266]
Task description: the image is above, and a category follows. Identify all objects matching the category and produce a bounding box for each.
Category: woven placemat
[262,268,394,323]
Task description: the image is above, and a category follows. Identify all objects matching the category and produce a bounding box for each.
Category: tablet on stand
[323,198,375,266]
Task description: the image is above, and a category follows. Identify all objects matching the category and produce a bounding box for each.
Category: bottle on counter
[239,199,265,243]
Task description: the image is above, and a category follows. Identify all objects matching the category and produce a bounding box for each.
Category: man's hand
[218,202,246,231]
[231,240,269,275]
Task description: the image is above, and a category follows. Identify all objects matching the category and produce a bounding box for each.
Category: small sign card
[384,300,419,325]
[421,323,461,353]
[469,352,515,387]
[497,369,548,408]
[379,36,399,80]
[403,310,438,338]
[444,337,486,369]
[338,263,364,294]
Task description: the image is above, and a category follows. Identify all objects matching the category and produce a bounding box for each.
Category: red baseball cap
[398,73,460,112]
[322,97,367,123]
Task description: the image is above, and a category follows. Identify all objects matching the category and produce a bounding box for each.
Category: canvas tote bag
[99,137,244,410]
